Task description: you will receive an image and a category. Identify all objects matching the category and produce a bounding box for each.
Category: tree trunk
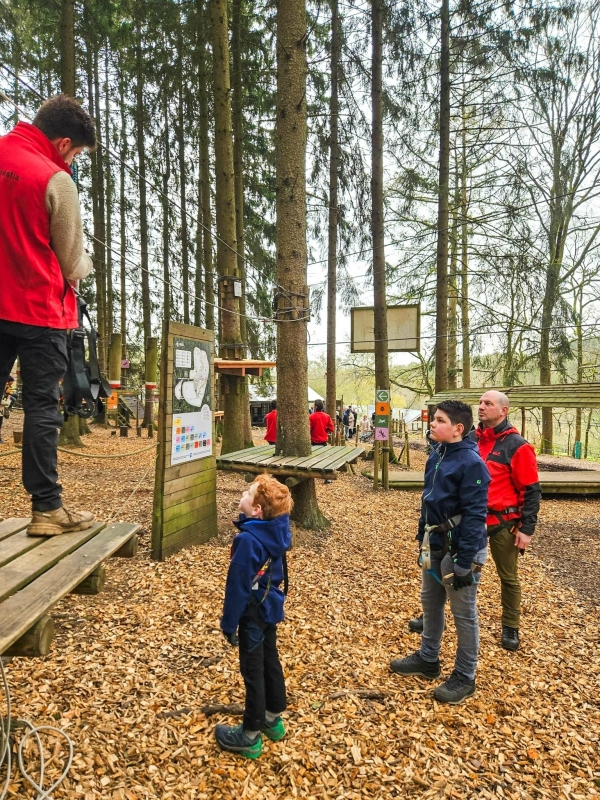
[104,47,114,338]
[176,33,190,325]
[194,147,204,327]
[59,414,83,447]
[276,0,328,529]
[135,25,153,427]
[326,0,340,419]
[447,168,459,390]
[434,0,450,393]
[231,0,253,447]
[198,3,214,334]
[459,107,470,388]
[372,0,390,489]
[60,0,75,95]
[210,0,245,454]
[119,65,127,386]
[93,46,107,371]
[162,93,171,319]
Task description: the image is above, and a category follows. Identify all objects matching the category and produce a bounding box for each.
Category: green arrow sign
[376,389,390,402]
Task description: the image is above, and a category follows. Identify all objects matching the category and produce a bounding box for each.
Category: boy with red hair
[217,474,292,758]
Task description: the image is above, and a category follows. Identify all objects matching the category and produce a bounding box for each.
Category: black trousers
[238,612,287,731]
[0,320,68,511]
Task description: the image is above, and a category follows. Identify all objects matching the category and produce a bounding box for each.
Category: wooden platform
[218,444,365,483]
[360,469,600,495]
[0,518,139,657]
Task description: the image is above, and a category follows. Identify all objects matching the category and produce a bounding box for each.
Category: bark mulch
[0,422,599,799]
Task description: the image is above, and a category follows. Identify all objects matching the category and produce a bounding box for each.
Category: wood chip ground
[1,419,599,798]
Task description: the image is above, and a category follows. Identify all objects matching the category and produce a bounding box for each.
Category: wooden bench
[217,444,365,486]
[0,518,140,658]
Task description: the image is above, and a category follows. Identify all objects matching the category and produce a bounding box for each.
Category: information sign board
[376,401,390,416]
[375,427,389,440]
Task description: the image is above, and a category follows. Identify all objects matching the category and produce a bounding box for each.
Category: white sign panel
[171,338,213,465]
[351,305,420,353]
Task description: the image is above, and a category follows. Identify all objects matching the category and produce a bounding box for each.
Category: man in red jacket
[309,399,334,445]
[0,95,96,537]
[264,400,277,445]
[474,391,541,651]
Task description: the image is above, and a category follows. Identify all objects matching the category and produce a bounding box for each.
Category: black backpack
[62,294,111,418]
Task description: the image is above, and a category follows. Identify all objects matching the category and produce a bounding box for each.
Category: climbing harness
[62,293,111,418]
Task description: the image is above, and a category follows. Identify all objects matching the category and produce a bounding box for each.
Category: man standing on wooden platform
[0,95,96,536]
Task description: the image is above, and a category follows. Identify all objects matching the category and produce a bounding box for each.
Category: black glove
[222,630,239,646]
[452,570,474,591]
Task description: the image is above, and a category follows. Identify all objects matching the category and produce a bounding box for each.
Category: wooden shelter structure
[428,383,600,408]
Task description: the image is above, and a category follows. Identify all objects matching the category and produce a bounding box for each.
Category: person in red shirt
[0,95,96,537]
[309,399,334,445]
[264,400,277,445]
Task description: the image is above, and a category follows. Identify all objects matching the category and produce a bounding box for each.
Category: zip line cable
[2,70,599,340]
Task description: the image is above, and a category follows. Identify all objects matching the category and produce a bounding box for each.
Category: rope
[106,462,154,524]
[0,450,20,459]
[0,658,73,800]
[57,442,157,459]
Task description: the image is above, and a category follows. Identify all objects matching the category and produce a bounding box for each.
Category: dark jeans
[0,320,68,511]
[238,612,286,731]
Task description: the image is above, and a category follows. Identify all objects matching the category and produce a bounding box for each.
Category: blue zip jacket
[417,437,490,569]
[221,514,291,635]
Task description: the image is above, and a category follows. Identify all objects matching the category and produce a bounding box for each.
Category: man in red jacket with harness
[473,390,541,651]
[0,95,96,537]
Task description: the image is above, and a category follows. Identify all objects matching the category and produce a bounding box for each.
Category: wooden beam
[3,614,54,658]
[71,564,106,595]
[113,534,138,558]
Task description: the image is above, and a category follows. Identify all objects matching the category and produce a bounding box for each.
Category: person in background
[359,413,371,435]
[347,407,355,439]
[0,375,16,444]
[264,400,277,445]
[0,94,96,537]
[309,399,334,446]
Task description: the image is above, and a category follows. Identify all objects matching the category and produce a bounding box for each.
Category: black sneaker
[433,670,476,704]
[390,650,440,679]
[408,614,424,634]
[501,626,520,651]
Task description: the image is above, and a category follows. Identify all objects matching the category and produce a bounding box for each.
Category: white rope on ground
[57,442,158,459]
[0,658,74,800]
[106,462,154,524]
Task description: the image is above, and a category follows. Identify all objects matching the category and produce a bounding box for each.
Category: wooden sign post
[374,389,390,490]
[152,321,217,560]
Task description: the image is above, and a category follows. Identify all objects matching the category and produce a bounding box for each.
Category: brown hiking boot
[27,506,95,537]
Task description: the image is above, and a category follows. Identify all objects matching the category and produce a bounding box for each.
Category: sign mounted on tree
[374,388,391,443]
[350,305,420,353]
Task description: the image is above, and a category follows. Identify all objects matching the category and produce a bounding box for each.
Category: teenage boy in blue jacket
[217,473,292,759]
[390,400,490,704]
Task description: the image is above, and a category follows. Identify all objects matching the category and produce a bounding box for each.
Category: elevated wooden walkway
[0,518,139,657]
[218,444,365,485]
[360,469,600,495]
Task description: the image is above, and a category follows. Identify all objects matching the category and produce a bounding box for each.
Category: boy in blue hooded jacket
[216,473,292,759]
[390,400,490,704]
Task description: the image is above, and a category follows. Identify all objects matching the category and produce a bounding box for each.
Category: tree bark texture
[460,107,470,388]
[326,0,340,417]
[211,0,245,454]
[197,2,214,332]
[119,67,128,380]
[135,24,153,427]
[162,93,171,319]
[434,0,450,393]
[177,40,190,325]
[60,0,75,96]
[276,0,328,529]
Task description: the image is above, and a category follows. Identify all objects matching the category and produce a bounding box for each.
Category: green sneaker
[215,724,262,759]
[261,716,286,741]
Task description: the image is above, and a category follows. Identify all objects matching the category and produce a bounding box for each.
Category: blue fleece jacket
[221,514,291,635]
[417,437,490,569]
